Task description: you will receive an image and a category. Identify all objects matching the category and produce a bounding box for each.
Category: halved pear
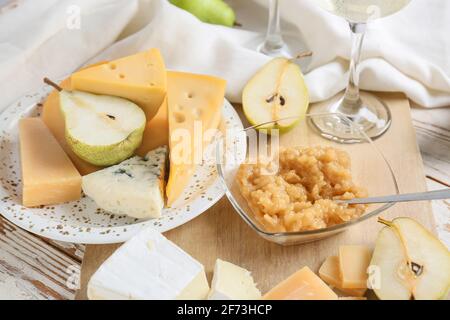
[60,90,146,166]
[370,217,450,300]
[242,58,309,132]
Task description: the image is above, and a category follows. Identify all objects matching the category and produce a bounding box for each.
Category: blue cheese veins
[82,146,168,219]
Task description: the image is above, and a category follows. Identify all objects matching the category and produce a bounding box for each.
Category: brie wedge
[208,259,261,300]
[88,227,210,300]
[82,146,167,219]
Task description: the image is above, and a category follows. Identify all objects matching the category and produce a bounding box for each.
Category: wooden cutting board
[76,93,436,299]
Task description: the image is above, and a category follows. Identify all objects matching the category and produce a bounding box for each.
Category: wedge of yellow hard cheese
[70,49,166,121]
[166,71,226,206]
[136,98,169,157]
[19,118,81,207]
[263,266,338,300]
[338,245,372,289]
[319,256,367,297]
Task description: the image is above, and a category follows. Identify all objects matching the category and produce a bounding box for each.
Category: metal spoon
[338,189,450,205]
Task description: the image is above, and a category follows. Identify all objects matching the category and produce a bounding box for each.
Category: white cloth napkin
[0,0,449,112]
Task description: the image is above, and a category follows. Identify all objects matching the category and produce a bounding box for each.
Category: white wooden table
[411,107,450,246]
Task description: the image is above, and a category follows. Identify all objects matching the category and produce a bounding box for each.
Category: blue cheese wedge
[88,227,210,300]
[82,146,167,219]
[208,259,261,300]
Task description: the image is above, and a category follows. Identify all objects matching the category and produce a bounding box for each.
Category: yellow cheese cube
[319,256,367,297]
[41,77,102,175]
[263,266,338,300]
[71,49,167,121]
[166,71,226,206]
[339,245,372,289]
[135,98,168,157]
[19,118,82,207]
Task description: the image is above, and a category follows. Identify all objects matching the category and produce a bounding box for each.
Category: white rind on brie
[208,259,261,300]
[82,146,167,219]
[87,227,210,300]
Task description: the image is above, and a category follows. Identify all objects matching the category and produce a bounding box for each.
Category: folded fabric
[0,0,449,112]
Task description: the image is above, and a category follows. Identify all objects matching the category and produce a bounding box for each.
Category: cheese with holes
[339,245,372,289]
[136,98,169,157]
[208,259,261,300]
[88,227,209,300]
[166,71,226,206]
[19,118,81,207]
[42,65,105,175]
[71,49,166,121]
[82,146,167,219]
[263,266,338,300]
[319,256,367,297]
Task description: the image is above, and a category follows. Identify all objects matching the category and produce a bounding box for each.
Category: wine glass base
[308,92,392,144]
[256,34,307,59]
[257,42,292,58]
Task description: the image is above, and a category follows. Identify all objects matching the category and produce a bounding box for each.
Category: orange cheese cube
[319,256,367,297]
[71,49,167,121]
[19,118,81,207]
[41,78,102,175]
[263,266,338,300]
[135,98,168,157]
[166,71,226,206]
[339,245,372,289]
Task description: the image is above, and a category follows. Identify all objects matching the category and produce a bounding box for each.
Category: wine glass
[258,0,305,57]
[309,0,411,143]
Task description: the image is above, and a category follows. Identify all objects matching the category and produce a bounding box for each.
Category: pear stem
[377,217,393,227]
[43,78,63,92]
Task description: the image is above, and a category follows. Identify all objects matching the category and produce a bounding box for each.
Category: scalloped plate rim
[0,86,244,244]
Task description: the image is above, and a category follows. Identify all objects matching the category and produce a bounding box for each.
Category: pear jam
[237,146,368,232]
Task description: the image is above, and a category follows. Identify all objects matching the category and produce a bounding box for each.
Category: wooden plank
[76,93,438,299]
[38,238,84,262]
[411,106,449,250]
[0,216,82,300]
[411,107,450,185]
[426,178,450,247]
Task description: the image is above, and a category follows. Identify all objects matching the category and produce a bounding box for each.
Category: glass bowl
[215,113,399,246]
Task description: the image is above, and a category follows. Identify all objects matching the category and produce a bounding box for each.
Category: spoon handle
[341,189,450,205]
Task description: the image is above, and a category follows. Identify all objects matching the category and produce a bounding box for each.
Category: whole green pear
[170,0,236,27]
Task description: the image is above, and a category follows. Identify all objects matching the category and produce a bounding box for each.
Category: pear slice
[370,217,450,300]
[59,90,146,166]
[242,57,309,132]
[391,217,450,300]
[370,225,412,300]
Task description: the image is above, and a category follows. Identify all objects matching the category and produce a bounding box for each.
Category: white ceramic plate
[0,85,245,244]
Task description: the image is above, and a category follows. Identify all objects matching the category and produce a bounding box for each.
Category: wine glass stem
[262,0,284,52]
[339,22,367,116]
